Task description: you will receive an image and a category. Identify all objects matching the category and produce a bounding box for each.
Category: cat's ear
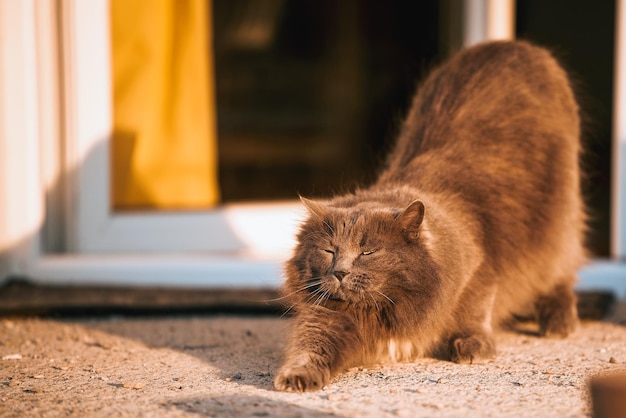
[398,200,425,241]
[300,196,329,219]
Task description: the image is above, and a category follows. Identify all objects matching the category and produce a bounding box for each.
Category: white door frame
[615,0,626,259]
[463,0,516,46]
[0,0,624,296]
[36,0,301,287]
[60,0,302,256]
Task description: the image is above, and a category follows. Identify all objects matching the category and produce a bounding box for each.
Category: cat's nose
[334,271,348,282]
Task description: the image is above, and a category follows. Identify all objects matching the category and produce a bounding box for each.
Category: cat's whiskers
[288,280,324,299]
[374,289,395,305]
[263,278,324,303]
[311,288,331,307]
[281,289,324,317]
[280,304,297,318]
[303,286,326,306]
[277,278,327,317]
[367,291,380,311]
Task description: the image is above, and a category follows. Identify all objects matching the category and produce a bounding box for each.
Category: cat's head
[284,196,440,312]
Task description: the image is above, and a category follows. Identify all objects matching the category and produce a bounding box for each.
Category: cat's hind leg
[535,281,579,337]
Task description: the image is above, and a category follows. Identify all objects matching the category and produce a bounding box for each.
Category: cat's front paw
[274,364,331,392]
[450,334,495,364]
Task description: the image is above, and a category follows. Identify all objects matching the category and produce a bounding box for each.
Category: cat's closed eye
[323,249,335,255]
[361,250,376,256]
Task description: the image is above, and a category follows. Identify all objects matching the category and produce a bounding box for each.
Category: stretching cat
[275,40,587,392]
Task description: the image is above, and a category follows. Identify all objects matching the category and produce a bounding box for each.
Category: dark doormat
[0,277,283,318]
[0,276,619,320]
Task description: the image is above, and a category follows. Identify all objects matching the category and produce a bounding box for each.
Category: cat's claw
[274,365,330,392]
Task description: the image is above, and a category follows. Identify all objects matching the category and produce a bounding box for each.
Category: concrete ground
[1,314,626,417]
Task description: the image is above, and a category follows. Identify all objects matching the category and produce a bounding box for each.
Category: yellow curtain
[110,0,219,210]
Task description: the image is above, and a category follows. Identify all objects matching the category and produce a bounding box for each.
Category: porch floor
[1,313,626,417]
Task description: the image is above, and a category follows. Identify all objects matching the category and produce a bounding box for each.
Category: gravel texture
[1,316,625,417]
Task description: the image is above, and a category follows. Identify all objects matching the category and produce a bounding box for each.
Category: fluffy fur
[274,40,587,392]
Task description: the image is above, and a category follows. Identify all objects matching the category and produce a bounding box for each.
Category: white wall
[0,0,44,283]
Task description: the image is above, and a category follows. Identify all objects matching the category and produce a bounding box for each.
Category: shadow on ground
[170,394,339,417]
[84,315,288,391]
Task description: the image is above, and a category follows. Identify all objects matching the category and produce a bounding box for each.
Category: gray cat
[275,40,587,392]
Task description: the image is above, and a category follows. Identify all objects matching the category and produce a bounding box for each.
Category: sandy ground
[1,316,625,418]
